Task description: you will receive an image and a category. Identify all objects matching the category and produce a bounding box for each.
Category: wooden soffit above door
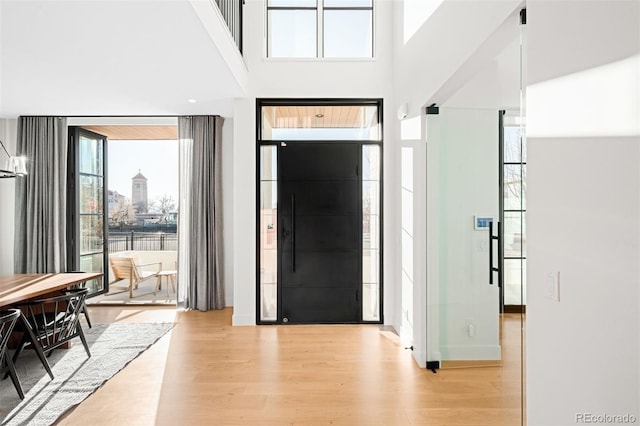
[262,105,378,129]
[83,125,177,140]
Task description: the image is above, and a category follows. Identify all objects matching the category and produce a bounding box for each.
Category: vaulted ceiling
[0,0,247,118]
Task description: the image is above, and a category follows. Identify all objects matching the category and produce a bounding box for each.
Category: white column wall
[221,117,235,307]
[0,118,18,276]
[526,1,640,424]
[231,97,257,324]
[398,115,428,366]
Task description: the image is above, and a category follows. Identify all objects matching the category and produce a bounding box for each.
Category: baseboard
[440,360,502,369]
[440,344,502,360]
[232,312,255,326]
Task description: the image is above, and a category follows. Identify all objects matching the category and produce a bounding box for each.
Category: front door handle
[291,194,295,272]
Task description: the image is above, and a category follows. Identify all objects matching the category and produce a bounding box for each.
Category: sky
[108,140,178,205]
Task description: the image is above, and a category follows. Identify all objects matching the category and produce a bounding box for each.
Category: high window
[267,0,374,59]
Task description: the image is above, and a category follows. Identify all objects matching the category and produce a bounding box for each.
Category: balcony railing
[215,0,243,53]
[108,232,177,252]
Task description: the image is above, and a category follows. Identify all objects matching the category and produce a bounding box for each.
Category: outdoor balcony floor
[88,278,177,306]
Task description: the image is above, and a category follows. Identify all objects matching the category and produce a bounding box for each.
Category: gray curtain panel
[178,116,225,310]
[14,117,68,273]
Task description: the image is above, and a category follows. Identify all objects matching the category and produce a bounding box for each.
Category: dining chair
[0,309,24,399]
[66,272,94,328]
[12,288,91,365]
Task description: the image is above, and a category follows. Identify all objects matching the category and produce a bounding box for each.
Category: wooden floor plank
[58,307,524,425]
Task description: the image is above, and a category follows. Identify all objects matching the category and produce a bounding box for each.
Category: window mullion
[318,0,323,58]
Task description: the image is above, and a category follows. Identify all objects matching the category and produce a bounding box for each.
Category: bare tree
[158,194,176,213]
[148,194,177,222]
[110,199,137,226]
[503,127,526,202]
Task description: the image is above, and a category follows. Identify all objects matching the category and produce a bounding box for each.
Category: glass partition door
[428,107,502,368]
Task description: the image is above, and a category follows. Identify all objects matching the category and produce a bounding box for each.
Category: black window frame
[255,98,384,325]
[266,0,374,59]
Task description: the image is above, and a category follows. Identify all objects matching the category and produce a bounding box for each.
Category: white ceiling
[0,0,247,118]
[434,4,523,110]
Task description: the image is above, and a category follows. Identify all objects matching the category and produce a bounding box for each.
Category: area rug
[0,322,174,426]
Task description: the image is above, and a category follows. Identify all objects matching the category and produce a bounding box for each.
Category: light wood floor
[58,308,524,426]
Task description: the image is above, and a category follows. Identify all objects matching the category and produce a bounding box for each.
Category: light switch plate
[545,272,560,301]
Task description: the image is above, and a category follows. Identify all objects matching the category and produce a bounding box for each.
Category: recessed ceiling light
[188,99,197,103]
[315,113,324,118]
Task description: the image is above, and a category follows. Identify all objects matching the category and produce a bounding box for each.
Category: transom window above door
[260,104,381,140]
[266,0,374,59]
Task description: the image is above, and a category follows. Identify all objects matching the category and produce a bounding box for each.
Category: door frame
[67,126,110,297]
[255,98,384,325]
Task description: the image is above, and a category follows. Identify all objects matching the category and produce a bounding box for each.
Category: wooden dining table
[0,272,103,380]
[0,272,102,308]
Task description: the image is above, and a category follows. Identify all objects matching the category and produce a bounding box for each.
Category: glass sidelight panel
[363,144,381,179]
[363,144,380,321]
[260,146,278,321]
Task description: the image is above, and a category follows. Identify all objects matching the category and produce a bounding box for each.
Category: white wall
[526,1,640,424]
[442,37,521,111]
[231,0,396,325]
[1,0,245,117]
[393,0,522,117]
[231,97,256,324]
[0,118,17,276]
[398,116,428,366]
[222,117,234,307]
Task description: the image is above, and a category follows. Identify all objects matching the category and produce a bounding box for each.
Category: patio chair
[12,288,91,365]
[0,309,24,399]
[110,256,161,298]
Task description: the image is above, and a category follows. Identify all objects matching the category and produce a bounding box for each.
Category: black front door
[279,143,361,323]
